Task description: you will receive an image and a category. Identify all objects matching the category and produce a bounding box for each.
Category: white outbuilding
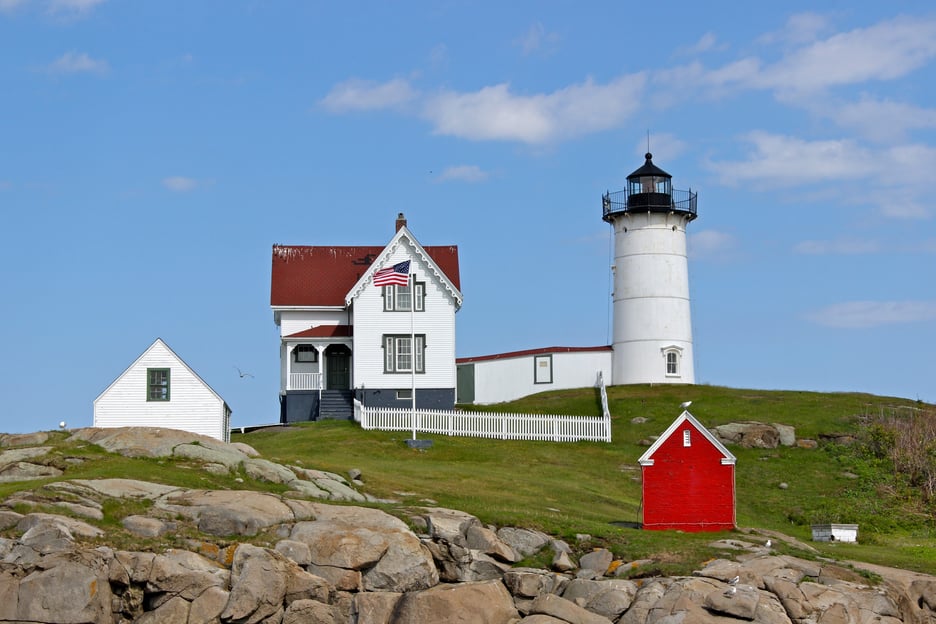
[93,338,231,442]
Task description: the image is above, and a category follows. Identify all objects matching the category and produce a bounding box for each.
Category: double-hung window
[383,334,425,373]
[147,368,170,401]
[383,282,424,312]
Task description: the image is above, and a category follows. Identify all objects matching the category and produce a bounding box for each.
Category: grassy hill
[1,384,932,577]
[237,384,936,575]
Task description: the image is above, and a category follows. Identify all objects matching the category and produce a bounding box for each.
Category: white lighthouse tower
[602,153,697,385]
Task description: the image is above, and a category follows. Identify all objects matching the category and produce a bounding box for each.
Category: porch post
[316,345,326,390]
[285,343,295,391]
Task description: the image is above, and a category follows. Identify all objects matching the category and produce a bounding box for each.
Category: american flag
[373,260,411,287]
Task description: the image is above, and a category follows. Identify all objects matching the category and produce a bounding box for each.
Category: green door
[325,345,351,390]
[456,363,475,404]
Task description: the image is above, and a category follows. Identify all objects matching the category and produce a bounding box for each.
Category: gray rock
[503,567,569,598]
[0,431,50,447]
[772,423,796,446]
[156,489,310,537]
[529,593,613,624]
[391,580,520,623]
[578,548,613,576]
[283,598,342,624]
[0,461,63,482]
[351,591,403,624]
[497,527,550,557]
[71,477,182,499]
[552,549,576,572]
[16,559,114,624]
[312,475,366,501]
[135,595,190,623]
[423,507,480,547]
[173,442,248,469]
[466,523,518,562]
[221,544,291,624]
[275,539,312,565]
[188,585,229,624]
[243,457,298,484]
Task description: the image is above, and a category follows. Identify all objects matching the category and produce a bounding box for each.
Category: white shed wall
[352,248,457,390]
[468,350,612,404]
[93,341,229,442]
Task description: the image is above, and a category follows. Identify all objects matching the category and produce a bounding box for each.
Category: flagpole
[410,271,416,440]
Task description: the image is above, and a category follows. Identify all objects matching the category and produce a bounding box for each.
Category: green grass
[239,384,936,574]
[3,384,934,575]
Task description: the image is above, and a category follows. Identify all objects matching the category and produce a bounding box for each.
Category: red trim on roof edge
[285,325,353,339]
[456,345,611,364]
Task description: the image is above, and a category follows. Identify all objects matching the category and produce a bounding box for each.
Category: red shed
[638,410,736,532]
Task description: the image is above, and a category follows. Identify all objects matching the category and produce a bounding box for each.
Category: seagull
[680,400,692,409]
[728,575,739,585]
[234,366,254,379]
[765,539,772,548]
[724,586,736,597]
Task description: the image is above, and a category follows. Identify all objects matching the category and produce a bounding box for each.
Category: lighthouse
[602,153,697,385]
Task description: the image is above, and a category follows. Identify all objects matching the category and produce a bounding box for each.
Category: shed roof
[637,410,736,466]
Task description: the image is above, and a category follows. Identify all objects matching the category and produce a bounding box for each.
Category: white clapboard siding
[353,248,457,389]
[356,401,611,443]
[465,349,613,404]
[278,310,347,338]
[93,339,231,442]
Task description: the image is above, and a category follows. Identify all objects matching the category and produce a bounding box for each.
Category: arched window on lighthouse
[662,346,682,378]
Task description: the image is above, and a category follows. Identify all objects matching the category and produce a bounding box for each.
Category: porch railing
[355,400,611,443]
[288,372,322,391]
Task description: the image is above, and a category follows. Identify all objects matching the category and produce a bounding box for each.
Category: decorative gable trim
[637,410,736,466]
[345,226,463,308]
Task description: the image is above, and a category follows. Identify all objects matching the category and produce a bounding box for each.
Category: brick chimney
[395,212,407,232]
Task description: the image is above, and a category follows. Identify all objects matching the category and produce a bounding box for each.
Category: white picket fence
[354,373,612,443]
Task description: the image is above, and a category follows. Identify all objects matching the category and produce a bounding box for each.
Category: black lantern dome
[602,153,697,222]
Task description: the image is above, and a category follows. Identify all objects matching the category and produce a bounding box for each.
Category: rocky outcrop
[0,427,934,623]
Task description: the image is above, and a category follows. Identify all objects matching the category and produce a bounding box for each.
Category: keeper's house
[93,338,232,442]
[270,214,461,423]
[637,409,736,532]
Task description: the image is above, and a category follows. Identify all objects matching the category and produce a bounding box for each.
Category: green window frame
[147,368,170,401]
[383,334,426,373]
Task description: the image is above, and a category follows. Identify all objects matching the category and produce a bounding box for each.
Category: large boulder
[390,580,519,623]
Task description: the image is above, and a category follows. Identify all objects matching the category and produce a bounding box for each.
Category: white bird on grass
[680,400,692,410]
[765,539,772,548]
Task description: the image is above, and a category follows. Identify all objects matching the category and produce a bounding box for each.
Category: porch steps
[318,390,354,420]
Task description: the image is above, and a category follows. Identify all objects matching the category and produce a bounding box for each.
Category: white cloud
[707,132,875,188]
[436,165,489,183]
[515,21,560,56]
[47,0,105,15]
[794,238,882,255]
[0,0,27,12]
[755,16,936,94]
[831,96,936,143]
[319,78,417,113]
[45,50,108,74]
[759,12,830,46]
[679,32,723,56]
[162,176,198,192]
[422,75,645,144]
[806,301,936,328]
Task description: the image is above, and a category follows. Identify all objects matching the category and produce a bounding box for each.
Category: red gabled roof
[270,244,460,307]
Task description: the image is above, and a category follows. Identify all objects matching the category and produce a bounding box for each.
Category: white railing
[288,372,322,391]
[355,400,611,443]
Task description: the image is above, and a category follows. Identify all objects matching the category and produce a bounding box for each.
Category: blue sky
[1,1,934,433]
